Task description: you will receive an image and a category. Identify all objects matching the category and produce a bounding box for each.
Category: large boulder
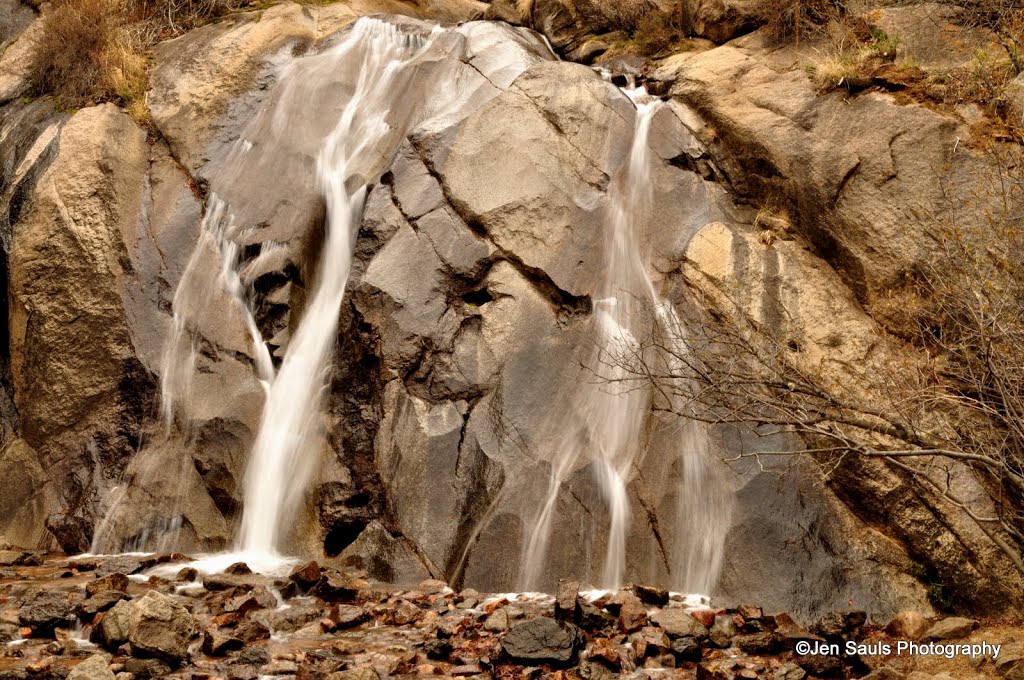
[501,617,584,664]
[18,590,79,636]
[127,591,195,662]
[67,655,115,680]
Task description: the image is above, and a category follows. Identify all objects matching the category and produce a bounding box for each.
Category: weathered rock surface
[501,617,584,664]
[127,591,195,661]
[67,655,115,680]
[0,0,1016,625]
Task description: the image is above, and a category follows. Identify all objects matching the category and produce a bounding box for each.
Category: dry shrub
[28,0,244,115]
[28,0,147,110]
[568,0,658,34]
[632,9,683,53]
[759,0,852,42]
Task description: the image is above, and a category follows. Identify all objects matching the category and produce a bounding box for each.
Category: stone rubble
[0,553,1009,679]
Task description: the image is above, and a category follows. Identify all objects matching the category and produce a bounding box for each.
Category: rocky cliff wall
[0,0,1015,621]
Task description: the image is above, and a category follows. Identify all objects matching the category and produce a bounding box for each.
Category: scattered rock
[18,591,79,637]
[811,611,867,641]
[921,617,978,641]
[224,562,252,575]
[633,585,670,606]
[202,628,243,656]
[651,609,709,639]
[86,573,129,598]
[616,593,647,632]
[95,599,132,649]
[555,580,580,621]
[501,617,584,665]
[289,561,321,589]
[885,611,930,640]
[123,657,172,679]
[127,591,195,661]
[671,635,702,662]
[736,631,782,654]
[67,655,115,680]
[329,604,368,629]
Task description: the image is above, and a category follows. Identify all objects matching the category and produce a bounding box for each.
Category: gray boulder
[127,591,195,661]
[501,617,584,665]
[67,655,115,680]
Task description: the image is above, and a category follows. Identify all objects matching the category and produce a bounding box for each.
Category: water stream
[91,17,730,594]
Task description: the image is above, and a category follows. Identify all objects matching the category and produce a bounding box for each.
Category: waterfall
[91,16,553,567]
[521,85,731,593]
[235,20,443,559]
[89,13,730,591]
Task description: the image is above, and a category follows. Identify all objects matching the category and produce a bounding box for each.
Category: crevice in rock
[407,134,592,321]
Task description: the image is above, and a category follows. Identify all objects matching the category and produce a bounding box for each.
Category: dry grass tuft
[758,0,853,43]
[27,0,244,118]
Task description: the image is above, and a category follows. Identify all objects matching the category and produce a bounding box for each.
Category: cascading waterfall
[235,21,443,559]
[92,15,554,566]
[521,85,731,593]
[89,13,730,592]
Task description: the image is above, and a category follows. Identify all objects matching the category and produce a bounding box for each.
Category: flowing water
[91,17,730,593]
[520,84,731,592]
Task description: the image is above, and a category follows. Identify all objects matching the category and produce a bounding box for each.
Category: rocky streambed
[0,551,1015,680]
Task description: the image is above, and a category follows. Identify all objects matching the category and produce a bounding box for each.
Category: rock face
[0,0,1017,622]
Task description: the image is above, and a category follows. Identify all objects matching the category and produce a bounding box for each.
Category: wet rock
[633,585,669,606]
[234,619,271,643]
[225,585,277,614]
[615,593,647,632]
[289,561,321,590]
[18,591,79,637]
[484,607,512,631]
[81,591,129,617]
[94,600,132,649]
[381,600,422,626]
[885,611,930,640]
[237,645,271,666]
[921,617,978,641]
[555,580,580,622]
[737,604,763,619]
[651,609,709,639]
[224,562,252,575]
[262,659,298,675]
[797,652,844,678]
[691,609,720,627]
[202,628,243,656]
[671,636,701,662]
[122,657,172,679]
[86,574,129,598]
[501,617,584,665]
[127,591,194,661]
[423,637,453,660]
[578,601,616,631]
[312,572,364,602]
[95,558,146,577]
[328,604,368,629]
[630,626,672,659]
[175,567,198,582]
[735,631,782,654]
[67,655,115,680]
